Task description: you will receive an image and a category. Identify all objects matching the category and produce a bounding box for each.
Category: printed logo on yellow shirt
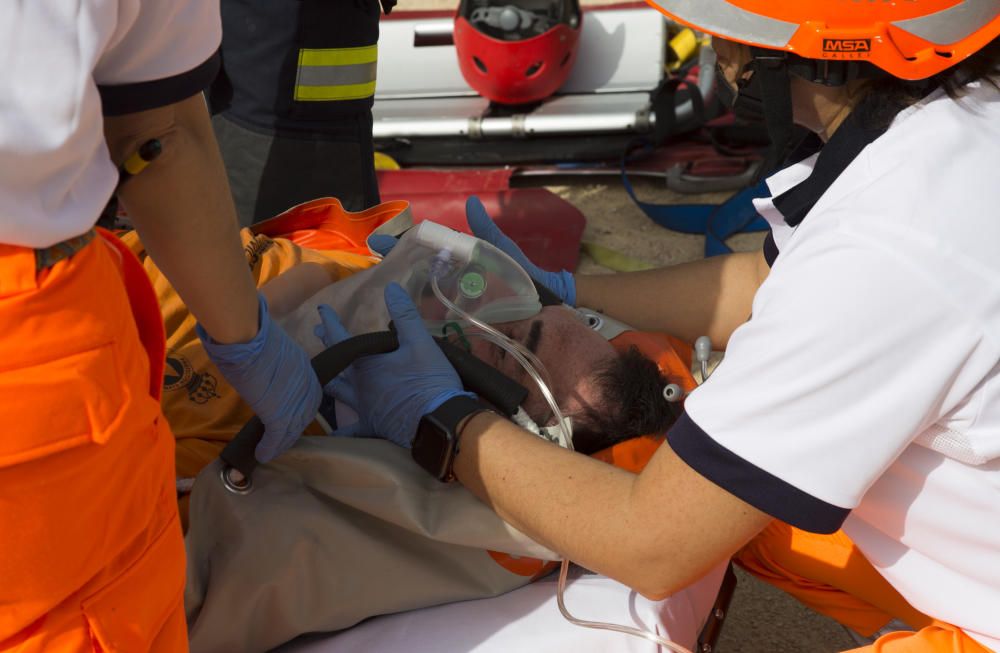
[165,356,221,405]
[244,235,276,270]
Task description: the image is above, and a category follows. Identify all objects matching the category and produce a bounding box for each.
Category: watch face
[411,415,454,481]
[411,395,485,481]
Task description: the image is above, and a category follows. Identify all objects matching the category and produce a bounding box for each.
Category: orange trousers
[736,521,992,653]
[0,232,187,652]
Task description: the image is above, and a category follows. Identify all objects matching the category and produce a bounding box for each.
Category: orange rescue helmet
[645,0,1000,81]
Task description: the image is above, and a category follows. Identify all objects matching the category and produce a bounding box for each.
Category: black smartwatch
[411,395,490,482]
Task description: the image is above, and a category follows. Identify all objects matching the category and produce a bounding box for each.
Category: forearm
[454,412,769,598]
[103,93,258,344]
[575,249,769,348]
[259,263,338,318]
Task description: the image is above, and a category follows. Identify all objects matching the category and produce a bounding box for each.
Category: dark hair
[572,346,679,455]
[857,35,1000,128]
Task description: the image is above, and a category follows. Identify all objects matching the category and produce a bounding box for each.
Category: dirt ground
[391,1,862,651]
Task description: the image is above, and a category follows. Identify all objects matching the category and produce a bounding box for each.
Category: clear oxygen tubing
[429,254,573,451]
[461,328,569,445]
[429,252,693,653]
[555,558,693,653]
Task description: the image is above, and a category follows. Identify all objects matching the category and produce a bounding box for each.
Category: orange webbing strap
[98,228,166,398]
[251,197,412,254]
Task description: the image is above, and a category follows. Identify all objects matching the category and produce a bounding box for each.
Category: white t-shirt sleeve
[95,0,222,115]
[0,0,222,248]
[669,218,993,533]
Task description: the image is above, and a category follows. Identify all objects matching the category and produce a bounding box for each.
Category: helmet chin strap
[721,48,888,179]
[747,49,796,179]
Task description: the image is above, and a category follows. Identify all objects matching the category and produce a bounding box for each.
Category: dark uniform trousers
[210,0,391,226]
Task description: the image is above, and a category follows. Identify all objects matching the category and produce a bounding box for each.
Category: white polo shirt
[0,1,222,249]
[670,82,1000,650]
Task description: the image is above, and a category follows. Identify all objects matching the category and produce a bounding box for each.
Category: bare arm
[575,249,770,348]
[453,412,770,599]
[259,263,338,318]
[103,93,258,344]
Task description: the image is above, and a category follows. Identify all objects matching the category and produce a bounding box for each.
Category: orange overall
[0,231,186,652]
[737,521,992,653]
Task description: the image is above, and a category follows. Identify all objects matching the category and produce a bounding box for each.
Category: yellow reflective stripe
[298,45,378,68]
[294,81,377,101]
[295,45,378,101]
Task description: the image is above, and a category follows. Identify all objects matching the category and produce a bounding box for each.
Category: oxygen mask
[424,230,573,452]
[276,221,570,446]
[280,221,542,358]
[408,221,542,329]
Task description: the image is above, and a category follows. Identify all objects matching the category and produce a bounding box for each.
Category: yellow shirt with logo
[120,229,377,482]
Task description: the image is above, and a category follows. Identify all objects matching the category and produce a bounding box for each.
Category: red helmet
[455,1,582,105]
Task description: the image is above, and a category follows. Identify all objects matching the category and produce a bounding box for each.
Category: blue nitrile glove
[197,293,322,463]
[313,283,475,448]
[368,234,399,257]
[465,195,577,306]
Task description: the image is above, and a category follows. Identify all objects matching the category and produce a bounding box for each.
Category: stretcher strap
[222,331,529,481]
[621,150,771,257]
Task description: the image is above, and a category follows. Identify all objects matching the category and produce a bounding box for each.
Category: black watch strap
[411,395,490,481]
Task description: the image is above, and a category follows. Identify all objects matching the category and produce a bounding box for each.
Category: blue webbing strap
[621,143,772,257]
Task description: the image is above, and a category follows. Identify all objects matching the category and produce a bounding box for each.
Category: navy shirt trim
[99,51,221,117]
[763,231,779,267]
[668,412,849,534]
[763,97,905,264]
[771,108,893,228]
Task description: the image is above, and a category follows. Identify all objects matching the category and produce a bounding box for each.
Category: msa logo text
[823,39,872,53]
[823,38,872,59]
